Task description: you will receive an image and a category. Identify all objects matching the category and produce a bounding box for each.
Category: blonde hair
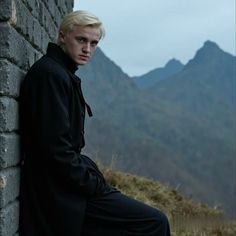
[58,10,105,39]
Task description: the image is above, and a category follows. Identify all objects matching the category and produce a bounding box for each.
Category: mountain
[77,48,136,113]
[146,40,236,217]
[132,58,184,88]
[76,41,236,218]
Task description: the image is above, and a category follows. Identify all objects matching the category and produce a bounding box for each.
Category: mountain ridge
[77,40,236,218]
[132,58,184,88]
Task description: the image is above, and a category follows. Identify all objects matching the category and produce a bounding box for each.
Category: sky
[74,0,235,76]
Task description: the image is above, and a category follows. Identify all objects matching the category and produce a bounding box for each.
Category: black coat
[20,43,107,236]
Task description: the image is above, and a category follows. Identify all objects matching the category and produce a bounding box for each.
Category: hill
[102,165,236,235]
[77,41,236,218]
[146,40,236,217]
[132,58,184,88]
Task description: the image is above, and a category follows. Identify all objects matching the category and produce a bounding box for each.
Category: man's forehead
[71,25,101,39]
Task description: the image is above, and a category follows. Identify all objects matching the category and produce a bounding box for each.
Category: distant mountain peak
[201,40,221,53]
[165,58,184,69]
[186,40,226,68]
[196,40,222,58]
[132,58,184,88]
[203,40,220,49]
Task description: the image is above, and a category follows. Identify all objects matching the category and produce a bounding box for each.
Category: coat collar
[46,42,78,74]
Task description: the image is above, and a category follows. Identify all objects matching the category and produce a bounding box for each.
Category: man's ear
[58,31,66,45]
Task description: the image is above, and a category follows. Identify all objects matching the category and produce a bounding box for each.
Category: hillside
[102,165,236,235]
[146,40,236,217]
[77,41,236,218]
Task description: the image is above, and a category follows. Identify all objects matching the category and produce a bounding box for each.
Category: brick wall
[0,1,74,235]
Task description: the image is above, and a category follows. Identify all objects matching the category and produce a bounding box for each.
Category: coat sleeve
[24,65,106,197]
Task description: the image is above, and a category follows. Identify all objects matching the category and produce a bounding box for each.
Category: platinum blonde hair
[58,10,105,42]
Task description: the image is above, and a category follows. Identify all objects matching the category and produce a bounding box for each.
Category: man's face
[59,25,101,65]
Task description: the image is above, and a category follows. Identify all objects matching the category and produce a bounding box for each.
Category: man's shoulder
[31,55,68,76]
[26,55,71,86]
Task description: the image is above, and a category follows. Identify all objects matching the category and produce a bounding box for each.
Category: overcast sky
[74,0,235,76]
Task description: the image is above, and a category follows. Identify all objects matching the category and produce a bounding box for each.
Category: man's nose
[82,43,91,53]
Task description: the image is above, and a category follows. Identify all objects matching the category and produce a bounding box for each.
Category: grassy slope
[101,165,236,236]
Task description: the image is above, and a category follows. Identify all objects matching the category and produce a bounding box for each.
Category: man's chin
[77,61,87,66]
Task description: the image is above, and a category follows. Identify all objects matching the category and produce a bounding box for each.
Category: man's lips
[79,55,89,61]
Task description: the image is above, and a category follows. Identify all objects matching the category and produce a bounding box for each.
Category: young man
[20,10,171,236]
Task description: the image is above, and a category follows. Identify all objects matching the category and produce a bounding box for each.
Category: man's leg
[81,191,171,236]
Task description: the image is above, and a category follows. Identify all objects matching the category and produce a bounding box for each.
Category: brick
[41,27,50,52]
[0,134,20,169]
[54,5,62,27]
[25,0,40,19]
[38,1,58,40]
[0,97,18,132]
[14,0,31,38]
[15,0,43,49]
[65,0,74,11]
[44,0,56,19]
[0,0,16,23]
[0,201,19,236]
[0,167,20,208]
[0,59,25,97]
[0,23,39,70]
[32,18,42,49]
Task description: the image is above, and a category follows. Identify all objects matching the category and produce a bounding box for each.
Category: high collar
[46,42,78,74]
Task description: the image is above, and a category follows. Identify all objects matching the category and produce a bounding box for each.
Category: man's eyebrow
[75,36,87,40]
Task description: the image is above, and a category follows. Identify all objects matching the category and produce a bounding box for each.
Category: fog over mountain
[77,40,236,218]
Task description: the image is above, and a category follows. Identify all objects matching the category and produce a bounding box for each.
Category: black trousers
[81,190,171,236]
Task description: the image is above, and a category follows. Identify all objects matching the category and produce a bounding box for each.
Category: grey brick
[15,0,31,38]
[15,0,43,50]
[0,201,19,236]
[0,97,18,132]
[54,5,62,27]
[32,18,42,49]
[0,0,14,22]
[0,59,25,97]
[65,0,74,11]
[44,0,56,19]
[0,167,20,208]
[49,22,58,41]
[38,1,46,26]
[0,134,20,169]
[41,27,50,52]
[25,0,40,19]
[0,23,38,70]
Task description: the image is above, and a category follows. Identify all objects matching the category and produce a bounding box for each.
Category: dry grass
[100,165,236,236]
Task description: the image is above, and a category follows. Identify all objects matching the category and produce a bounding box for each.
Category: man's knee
[152,210,170,234]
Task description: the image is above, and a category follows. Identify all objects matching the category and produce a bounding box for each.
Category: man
[20,10,171,236]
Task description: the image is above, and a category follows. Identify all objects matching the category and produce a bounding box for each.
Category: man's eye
[91,43,96,47]
[76,37,86,43]
[91,41,98,47]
